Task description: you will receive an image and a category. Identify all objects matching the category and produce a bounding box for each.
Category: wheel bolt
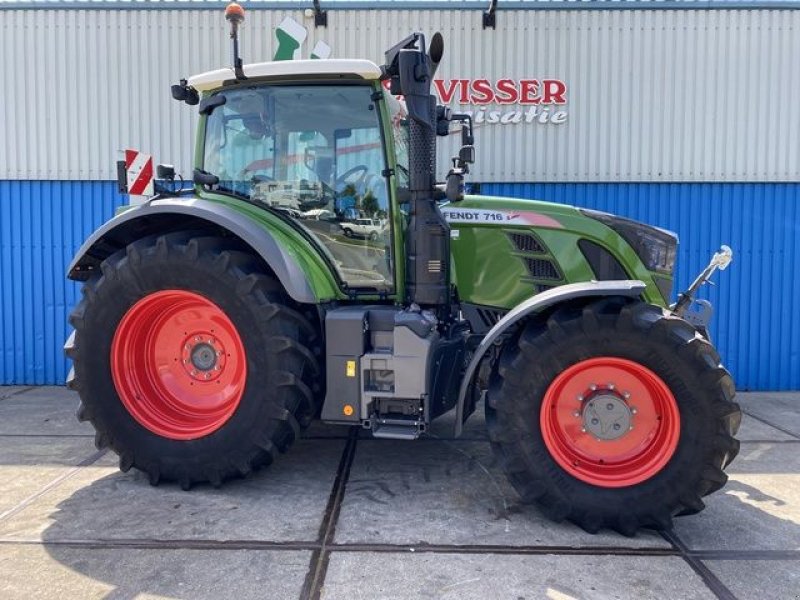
[581,427,587,433]
[214,365,221,371]
[589,384,598,391]
[573,411,580,418]
[577,395,584,402]
[205,373,211,380]
[623,391,631,399]
[195,336,202,342]
[613,423,621,430]
[606,403,614,410]
[608,384,615,390]
[631,407,637,415]
[191,370,197,376]
[591,418,599,425]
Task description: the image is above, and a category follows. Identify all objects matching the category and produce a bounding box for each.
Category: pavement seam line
[0,386,37,402]
[660,529,739,600]
[3,537,799,561]
[741,409,800,441]
[301,428,359,600]
[0,449,107,523]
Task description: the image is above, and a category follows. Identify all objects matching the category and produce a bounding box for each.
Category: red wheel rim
[540,357,680,488]
[111,290,247,440]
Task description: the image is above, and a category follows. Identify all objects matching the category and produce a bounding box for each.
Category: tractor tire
[343,228,353,238]
[485,297,741,535]
[65,232,322,489]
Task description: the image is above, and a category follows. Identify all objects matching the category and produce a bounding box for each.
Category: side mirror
[459,146,475,165]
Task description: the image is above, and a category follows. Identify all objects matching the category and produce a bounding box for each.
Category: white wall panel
[1,7,798,181]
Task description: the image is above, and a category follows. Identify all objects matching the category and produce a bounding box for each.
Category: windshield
[203,84,393,291]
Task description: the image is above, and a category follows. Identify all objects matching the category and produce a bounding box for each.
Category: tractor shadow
[33,428,800,598]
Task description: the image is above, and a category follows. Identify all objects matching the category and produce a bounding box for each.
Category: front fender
[454,280,648,436]
[68,197,340,304]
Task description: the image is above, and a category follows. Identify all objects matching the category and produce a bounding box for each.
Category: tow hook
[672,245,733,328]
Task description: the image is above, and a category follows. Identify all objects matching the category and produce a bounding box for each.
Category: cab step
[366,416,426,440]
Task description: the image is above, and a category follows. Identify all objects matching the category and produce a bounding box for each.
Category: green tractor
[65,4,740,535]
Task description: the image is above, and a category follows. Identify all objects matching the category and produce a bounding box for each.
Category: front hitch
[672,245,733,329]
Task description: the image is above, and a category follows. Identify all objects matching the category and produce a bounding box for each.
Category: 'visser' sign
[433,78,568,126]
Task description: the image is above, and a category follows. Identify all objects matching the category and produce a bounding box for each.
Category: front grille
[509,232,546,254]
[523,257,561,281]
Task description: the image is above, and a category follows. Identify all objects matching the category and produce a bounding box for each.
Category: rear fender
[68,197,338,304]
[455,280,648,436]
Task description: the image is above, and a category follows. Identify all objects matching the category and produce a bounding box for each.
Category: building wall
[1,7,799,182]
[3,179,797,390]
[0,3,798,388]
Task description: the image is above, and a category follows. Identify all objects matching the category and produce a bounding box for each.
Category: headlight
[580,209,678,275]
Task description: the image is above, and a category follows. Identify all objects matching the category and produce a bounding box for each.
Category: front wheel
[486,297,741,535]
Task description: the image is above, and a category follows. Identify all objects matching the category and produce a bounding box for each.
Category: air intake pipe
[383,33,450,308]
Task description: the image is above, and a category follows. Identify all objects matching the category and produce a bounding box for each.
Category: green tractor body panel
[193,190,345,302]
[444,195,669,310]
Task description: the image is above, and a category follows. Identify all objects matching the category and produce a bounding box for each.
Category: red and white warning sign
[125,149,154,196]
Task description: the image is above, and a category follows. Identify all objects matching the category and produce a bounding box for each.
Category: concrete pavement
[0,387,798,599]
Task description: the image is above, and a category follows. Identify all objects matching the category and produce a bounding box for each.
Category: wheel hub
[582,392,632,441]
[191,343,217,371]
[182,336,227,381]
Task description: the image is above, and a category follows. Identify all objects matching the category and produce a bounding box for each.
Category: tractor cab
[187,62,408,292]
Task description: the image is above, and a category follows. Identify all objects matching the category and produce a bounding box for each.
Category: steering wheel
[335,165,369,189]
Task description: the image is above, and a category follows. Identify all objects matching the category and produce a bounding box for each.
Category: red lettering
[458,79,470,104]
[470,79,495,105]
[519,80,541,104]
[494,78,518,104]
[542,79,567,105]
[433,79,460,104]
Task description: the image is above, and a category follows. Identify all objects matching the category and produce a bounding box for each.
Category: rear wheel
[486,297,741,534]
[65,233,322,488]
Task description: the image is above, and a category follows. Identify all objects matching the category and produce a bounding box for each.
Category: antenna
[225,2,247,80]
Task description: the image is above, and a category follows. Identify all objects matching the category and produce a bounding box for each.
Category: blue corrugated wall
[0,181,125,385]
[1,180,798,389]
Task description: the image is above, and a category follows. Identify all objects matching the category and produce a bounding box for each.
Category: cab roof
[187,59,382,92]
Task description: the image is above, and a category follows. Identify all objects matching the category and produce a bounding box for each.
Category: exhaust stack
[382,32,451,309]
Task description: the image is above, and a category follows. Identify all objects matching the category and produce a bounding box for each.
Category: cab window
[203,85,393,292]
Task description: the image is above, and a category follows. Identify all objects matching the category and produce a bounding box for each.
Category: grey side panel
[454,280,648,437]
[67,197,317,303]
